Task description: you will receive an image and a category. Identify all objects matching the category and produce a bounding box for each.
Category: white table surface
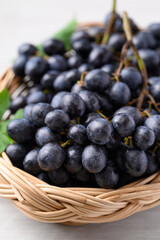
[1,0,160,239]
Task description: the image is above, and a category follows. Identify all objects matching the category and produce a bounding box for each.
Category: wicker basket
[1,66,160,225]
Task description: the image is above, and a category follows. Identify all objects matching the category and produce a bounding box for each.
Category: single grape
[79,90,100,112]
[25,56,48,80]
[38,143,65,171]
[110,82,131,106]
[65,145,82,174]
[18,43,37,56]
[88,45,112,67]
[26,91,47,105]
[133,31,157,49]
[120,67,142,90]
[145,151,159,176]
[145,115,160,141]
[40,70,59,89]
[84,69,110,91]
[23,104,35,122]
[42,38,65,55]
[37,172,50,184]
[134,49,159,70]
[95,160,119,189]
[70,30,89,44]
[7,119,34,143]
[72,39,92,57]
[45,109,70,132]
[124,149,148,177]
[114,106,142,126]
[150,81,160,101]
[87,118,112,145]
[108,33,126,51]
[82,144,107,173]
[67,54,83,69]
[35,126,60,146]
[23,149,41,175]
[31,103,53,127]
[112,113,135,137]
[48,167,69,186]
[148,23,160,39]
[68,124,88,145]
[12,55,28,76]
[61,93,86,117]
[6,143,29,167]
[51,91,67,109]
[133,126,155,150]
[10,96,26,114]
[48,55,67,72]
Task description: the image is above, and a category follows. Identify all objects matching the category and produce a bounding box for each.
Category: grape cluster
[6,10,160,189]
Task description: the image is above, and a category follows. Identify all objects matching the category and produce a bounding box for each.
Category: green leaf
[0,89,10,120]
[12,108,24,119]
[54,18,77,50]
[37,18,77,55]
[0,133,13,153]
[0,109,24,134]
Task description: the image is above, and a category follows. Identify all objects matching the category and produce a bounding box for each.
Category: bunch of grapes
[6,5,160,189]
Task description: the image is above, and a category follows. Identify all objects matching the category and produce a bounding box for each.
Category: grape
[82,144,107,173]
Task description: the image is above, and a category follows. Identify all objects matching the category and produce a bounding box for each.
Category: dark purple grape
[133,126,155,150]
[68,124,88,145]
[31,103,53,127]
[112,113,135,137]
[84,69,110,91]
[48,167,69,186]
[18,43,37,56]
[65,145,82,174]
[40,70,59,89]
[82,144,107,173]
[23,148,41,175]
[38,143,65,171]
[87,118,112,145]
[95,160,119,189]
[10,96,26,114]
[42,38,65,56]
[45,109,70,132]
[145,115,160,141]
[110,82,131,106]
[124,149,148,177]
[35,126,59,146]
[61,93,86,117]
[79,90,100,112]
[114,106,142,126]
[48,55,67,72]
[7,119,34,143]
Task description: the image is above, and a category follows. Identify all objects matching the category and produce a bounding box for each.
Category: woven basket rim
[0,61,160,224]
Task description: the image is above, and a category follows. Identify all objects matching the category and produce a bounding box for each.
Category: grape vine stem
[101,0,117,44]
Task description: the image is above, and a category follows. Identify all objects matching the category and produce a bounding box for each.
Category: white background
[1,0,160,239]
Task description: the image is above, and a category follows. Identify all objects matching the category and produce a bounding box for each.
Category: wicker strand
[1,66,160,225]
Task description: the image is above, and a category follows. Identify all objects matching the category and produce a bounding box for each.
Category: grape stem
[77,71,88,86]
[113,41,130,81]
[101,0,117,44]
[61,140,71,148]
[123,11,149,110]
[96,110,109,120]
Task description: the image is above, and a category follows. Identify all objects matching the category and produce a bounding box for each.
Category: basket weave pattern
[0,68,160,225]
